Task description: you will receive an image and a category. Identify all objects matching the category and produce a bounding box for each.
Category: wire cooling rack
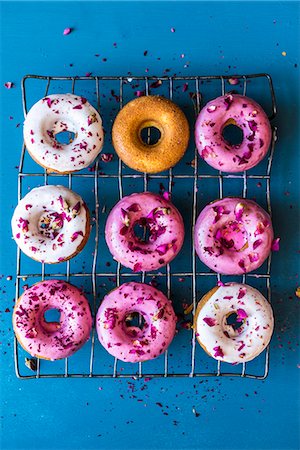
[14,73,277,379]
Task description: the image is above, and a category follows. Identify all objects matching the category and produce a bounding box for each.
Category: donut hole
[133,221,151,243]
[226,312,244,331]
[44,308,61,323]
[55,130,76,145]
[222,123,244,147]
[124,312,147,337]
[139,126,162,146]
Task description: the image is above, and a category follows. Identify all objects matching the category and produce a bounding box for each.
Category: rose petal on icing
[63,28,72,35]
[133,262,142,272]
[127,203,141,212]
[71,231,83,242]
[237,287,247,299]
[238,259,246,271]
[234,202,245,221]
[213,346,224,358]
[224,94,233,110]
[201,145,216,159]
[203,317,216,327]
[71,201,81,217]
[237,308,248,320]
[271,237,280,252]
[156,244,169,256]
[249,252,259,263]
[73,104,83,110]
[121,208,130,227]
[253,239,262,250]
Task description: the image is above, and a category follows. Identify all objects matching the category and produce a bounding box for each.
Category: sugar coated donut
[195,94,272,172]
[105,192,185,272]
[194,283,274,363]
[96,282,177,362]
[13,280,92,360]
[194,197,273,275]
[24,93,104,173]
[112,95,190,173]
[11,185,90,264]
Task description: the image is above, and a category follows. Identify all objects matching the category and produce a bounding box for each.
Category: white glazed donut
[23,94,104,173]
[11,185,90,263]
[194,283,274,363]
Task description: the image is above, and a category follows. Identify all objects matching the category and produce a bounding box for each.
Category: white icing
[195,283,274,363]
[23,94,104,173]
[11,185,89,263]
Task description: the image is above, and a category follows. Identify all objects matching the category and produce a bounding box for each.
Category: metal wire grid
[14,73,277,380]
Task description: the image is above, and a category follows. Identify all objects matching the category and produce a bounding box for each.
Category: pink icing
[105,192,185,271]
[194,198,274,275]
[96,282,177,363]
[195,94,272,172]
[13,280,92,360]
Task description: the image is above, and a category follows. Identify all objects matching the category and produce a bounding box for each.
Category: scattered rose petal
[63,28,72,35]
[295,287,300,298]
[134,90,145,97]
[182,83,188,92]
[237,287,247,299]
[234,202,244,221]
[203,317,216,327]
[162,191,171,201]
[228,78,239,85]
[271,237,280,251]
[171,27,175,32]
[101,153,113,163]
[133,262,142,273]
[217,281,225,287]
[237,308,248,320]
[213,346,224,358]
[253,239,262,250]
[207,105,217,113]
[4,82,14,89]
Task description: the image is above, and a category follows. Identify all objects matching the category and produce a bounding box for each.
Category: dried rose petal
[228,78,239,85]
[4,82,14,89]
[63,28,72,35]
[237,287,247,299]
[217,281,225,287]
[234,202,244,221]
[133,262,142,272]
[71,231,83,242]
[213,346,224,358]
[249,252,259,263]
[162,191,171,201]
[295,287,300,298]
[271,237,280,252]
[134,90,145,97]
[224,94,233,110]
[121,208,130,227]
[150,80,162,89]
[237,308,248,320]
[101,153,113,163]
[171,27,175,32]
[253,239,262,250]
[127,203,141,212]
[203,317,216,327]
[71,202,81,217]
[201,145,216,159]
[182,83,188,92]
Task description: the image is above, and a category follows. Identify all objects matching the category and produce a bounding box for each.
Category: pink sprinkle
[203,317,216,327]
[237,308,248,320]
[4,82,14,89]
[63,28,72,35]
[271,237,280,252]
[162,191,171,201]
[213,346,224,358]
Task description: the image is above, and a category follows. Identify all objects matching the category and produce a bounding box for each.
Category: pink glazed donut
[195,94,272,172]
[13,279,92,360]
[96,282,177,363]
[194,197,274,275]
[105,192,185,272]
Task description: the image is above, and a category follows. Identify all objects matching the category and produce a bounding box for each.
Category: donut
[23,93,104,173]
[96,282,177,363]
[194,283,274,363]
[194,197,273,275]
[112,95,190,173]
[195,94,272,172]
[13,279,92,360]
[11,185,90,264]
[105,192,185,272]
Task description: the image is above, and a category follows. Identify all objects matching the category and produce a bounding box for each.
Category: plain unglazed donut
[194,283,274,363]
[112,95,190,173]
[194,197,274,275]
[23,93,104,173]
[195,93,272,172]
[11,185,90,264]
[105,192,185,272]
[96,282,177,363]
[13,279,92,360]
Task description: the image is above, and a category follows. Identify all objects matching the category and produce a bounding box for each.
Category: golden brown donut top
[112,95,190,173]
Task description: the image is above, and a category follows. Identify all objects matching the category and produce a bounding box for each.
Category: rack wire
[14,73,277,379]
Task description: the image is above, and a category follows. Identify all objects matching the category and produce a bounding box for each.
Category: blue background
[0,1,299,449]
